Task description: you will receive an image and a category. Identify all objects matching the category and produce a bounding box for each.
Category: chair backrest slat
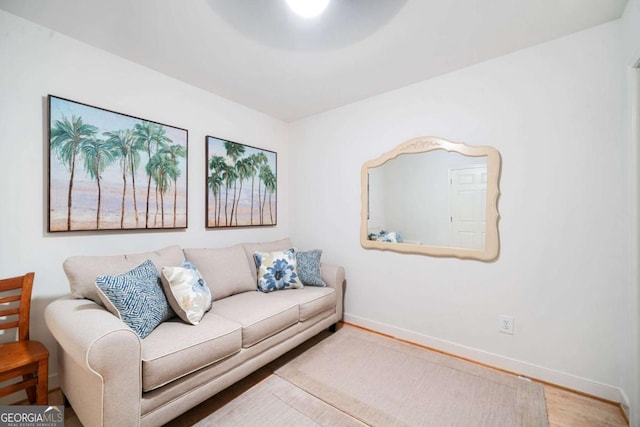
[0,307,20,317]
[0,282,21,291]
[0,273,35,342]
[0,294,21,305]
[0,320,19,331]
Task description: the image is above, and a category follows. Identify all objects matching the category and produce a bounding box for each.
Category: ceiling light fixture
[285,0,330,19]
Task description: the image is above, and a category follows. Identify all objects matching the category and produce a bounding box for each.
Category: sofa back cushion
[183,244,255,301]
[63,245,185,306]
[242,238,294,282]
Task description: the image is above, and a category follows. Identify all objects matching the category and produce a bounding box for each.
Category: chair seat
[0,340,49,404]
[0,341,49,373]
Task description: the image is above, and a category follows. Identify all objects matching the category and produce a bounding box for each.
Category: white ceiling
[0,0,629,122]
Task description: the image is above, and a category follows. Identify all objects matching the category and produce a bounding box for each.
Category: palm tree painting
[206,136,276,228]
[48,95,188,232]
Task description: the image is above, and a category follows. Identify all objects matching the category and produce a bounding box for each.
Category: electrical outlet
[499,315,514,335]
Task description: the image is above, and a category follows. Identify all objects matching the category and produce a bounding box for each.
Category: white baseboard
[619,388,631,421]
[343,313,627,406]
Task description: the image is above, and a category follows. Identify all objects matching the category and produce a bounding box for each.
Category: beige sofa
[44,239,345,427]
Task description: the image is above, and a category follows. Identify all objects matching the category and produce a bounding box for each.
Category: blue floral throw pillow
[295,249,326,287]
[95,259,174,339]
[254,248,303,293]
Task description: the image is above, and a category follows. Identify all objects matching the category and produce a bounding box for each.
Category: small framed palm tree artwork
[48,95,188,232]
[206,136,277,228]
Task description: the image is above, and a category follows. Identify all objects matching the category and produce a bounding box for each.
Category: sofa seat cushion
[141,313,242,392]
[268,287,337,321]
[212,291,299,348]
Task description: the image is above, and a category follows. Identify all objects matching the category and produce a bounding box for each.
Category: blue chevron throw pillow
[96,259,175,338]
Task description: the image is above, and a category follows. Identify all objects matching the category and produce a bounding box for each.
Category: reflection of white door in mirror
[449,166,486,250]
[361,136,501,261]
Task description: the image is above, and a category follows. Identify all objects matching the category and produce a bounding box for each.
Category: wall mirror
[361,136,501,261]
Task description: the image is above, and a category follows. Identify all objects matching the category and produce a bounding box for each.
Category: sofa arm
[320,263,345,320]
[45,297,142,427]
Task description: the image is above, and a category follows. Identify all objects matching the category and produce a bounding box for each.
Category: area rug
[275,327,549,427]
[193,375,363,426]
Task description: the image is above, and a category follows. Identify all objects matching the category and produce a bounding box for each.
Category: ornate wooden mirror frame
[361,136,501,261]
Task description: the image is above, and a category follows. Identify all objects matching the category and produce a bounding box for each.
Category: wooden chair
[0,272,49,405]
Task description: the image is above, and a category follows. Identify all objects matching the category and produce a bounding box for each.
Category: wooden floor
[44,323,627,426]
[544,385,628,426]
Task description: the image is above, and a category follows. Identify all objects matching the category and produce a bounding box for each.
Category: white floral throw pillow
[160,261,212,325]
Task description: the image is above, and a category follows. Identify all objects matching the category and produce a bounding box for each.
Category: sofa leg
[328,323,337,333]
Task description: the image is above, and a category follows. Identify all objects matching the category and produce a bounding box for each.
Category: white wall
[290,19,631,405]
[622,0,640,423]
[0,10,289,391]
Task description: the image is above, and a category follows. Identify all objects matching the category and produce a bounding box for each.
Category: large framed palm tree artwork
[206,136,277,228]
[48,95,188,232]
